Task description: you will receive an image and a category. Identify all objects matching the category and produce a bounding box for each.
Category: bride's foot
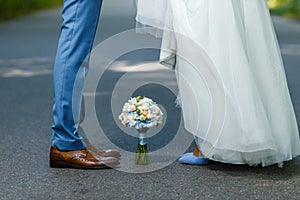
[178,146,209,165]
[193,145,203,157]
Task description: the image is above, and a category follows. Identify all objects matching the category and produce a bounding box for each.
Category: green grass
[269,0,300,20]
[270,7,300,20]
[0,0,62,21]
[1,0,300,22]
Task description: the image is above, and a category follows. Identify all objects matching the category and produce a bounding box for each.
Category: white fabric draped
[135,0,300,167]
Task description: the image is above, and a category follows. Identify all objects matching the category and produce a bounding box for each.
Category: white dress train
[135,0,300,167]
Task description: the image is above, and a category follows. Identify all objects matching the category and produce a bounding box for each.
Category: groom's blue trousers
[51,0,103,150]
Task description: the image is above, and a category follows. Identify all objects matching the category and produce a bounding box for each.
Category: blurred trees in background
[268,0,300,19]
[0,0,299,21]
[0,0,61,21]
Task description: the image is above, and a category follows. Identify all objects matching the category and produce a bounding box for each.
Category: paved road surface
[0,1,300,199]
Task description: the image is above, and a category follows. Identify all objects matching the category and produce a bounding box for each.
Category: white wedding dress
[135,0,300,167]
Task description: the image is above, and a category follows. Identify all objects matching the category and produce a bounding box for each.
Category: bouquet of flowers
[119,96,163,165]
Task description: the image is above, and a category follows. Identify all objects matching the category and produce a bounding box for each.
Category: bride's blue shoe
[178,153,209,165]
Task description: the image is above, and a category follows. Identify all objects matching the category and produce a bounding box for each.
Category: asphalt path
[0,1,300,199]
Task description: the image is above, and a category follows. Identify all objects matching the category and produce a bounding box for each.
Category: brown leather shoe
[84,139,121,158]
[50,146,119,169]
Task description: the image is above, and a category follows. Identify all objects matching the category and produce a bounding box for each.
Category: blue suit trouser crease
[51,0,103,151]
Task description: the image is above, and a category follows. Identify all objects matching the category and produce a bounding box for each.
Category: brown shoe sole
[50,161,119,169]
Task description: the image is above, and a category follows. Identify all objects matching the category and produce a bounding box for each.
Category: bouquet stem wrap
[135,128,150,165]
